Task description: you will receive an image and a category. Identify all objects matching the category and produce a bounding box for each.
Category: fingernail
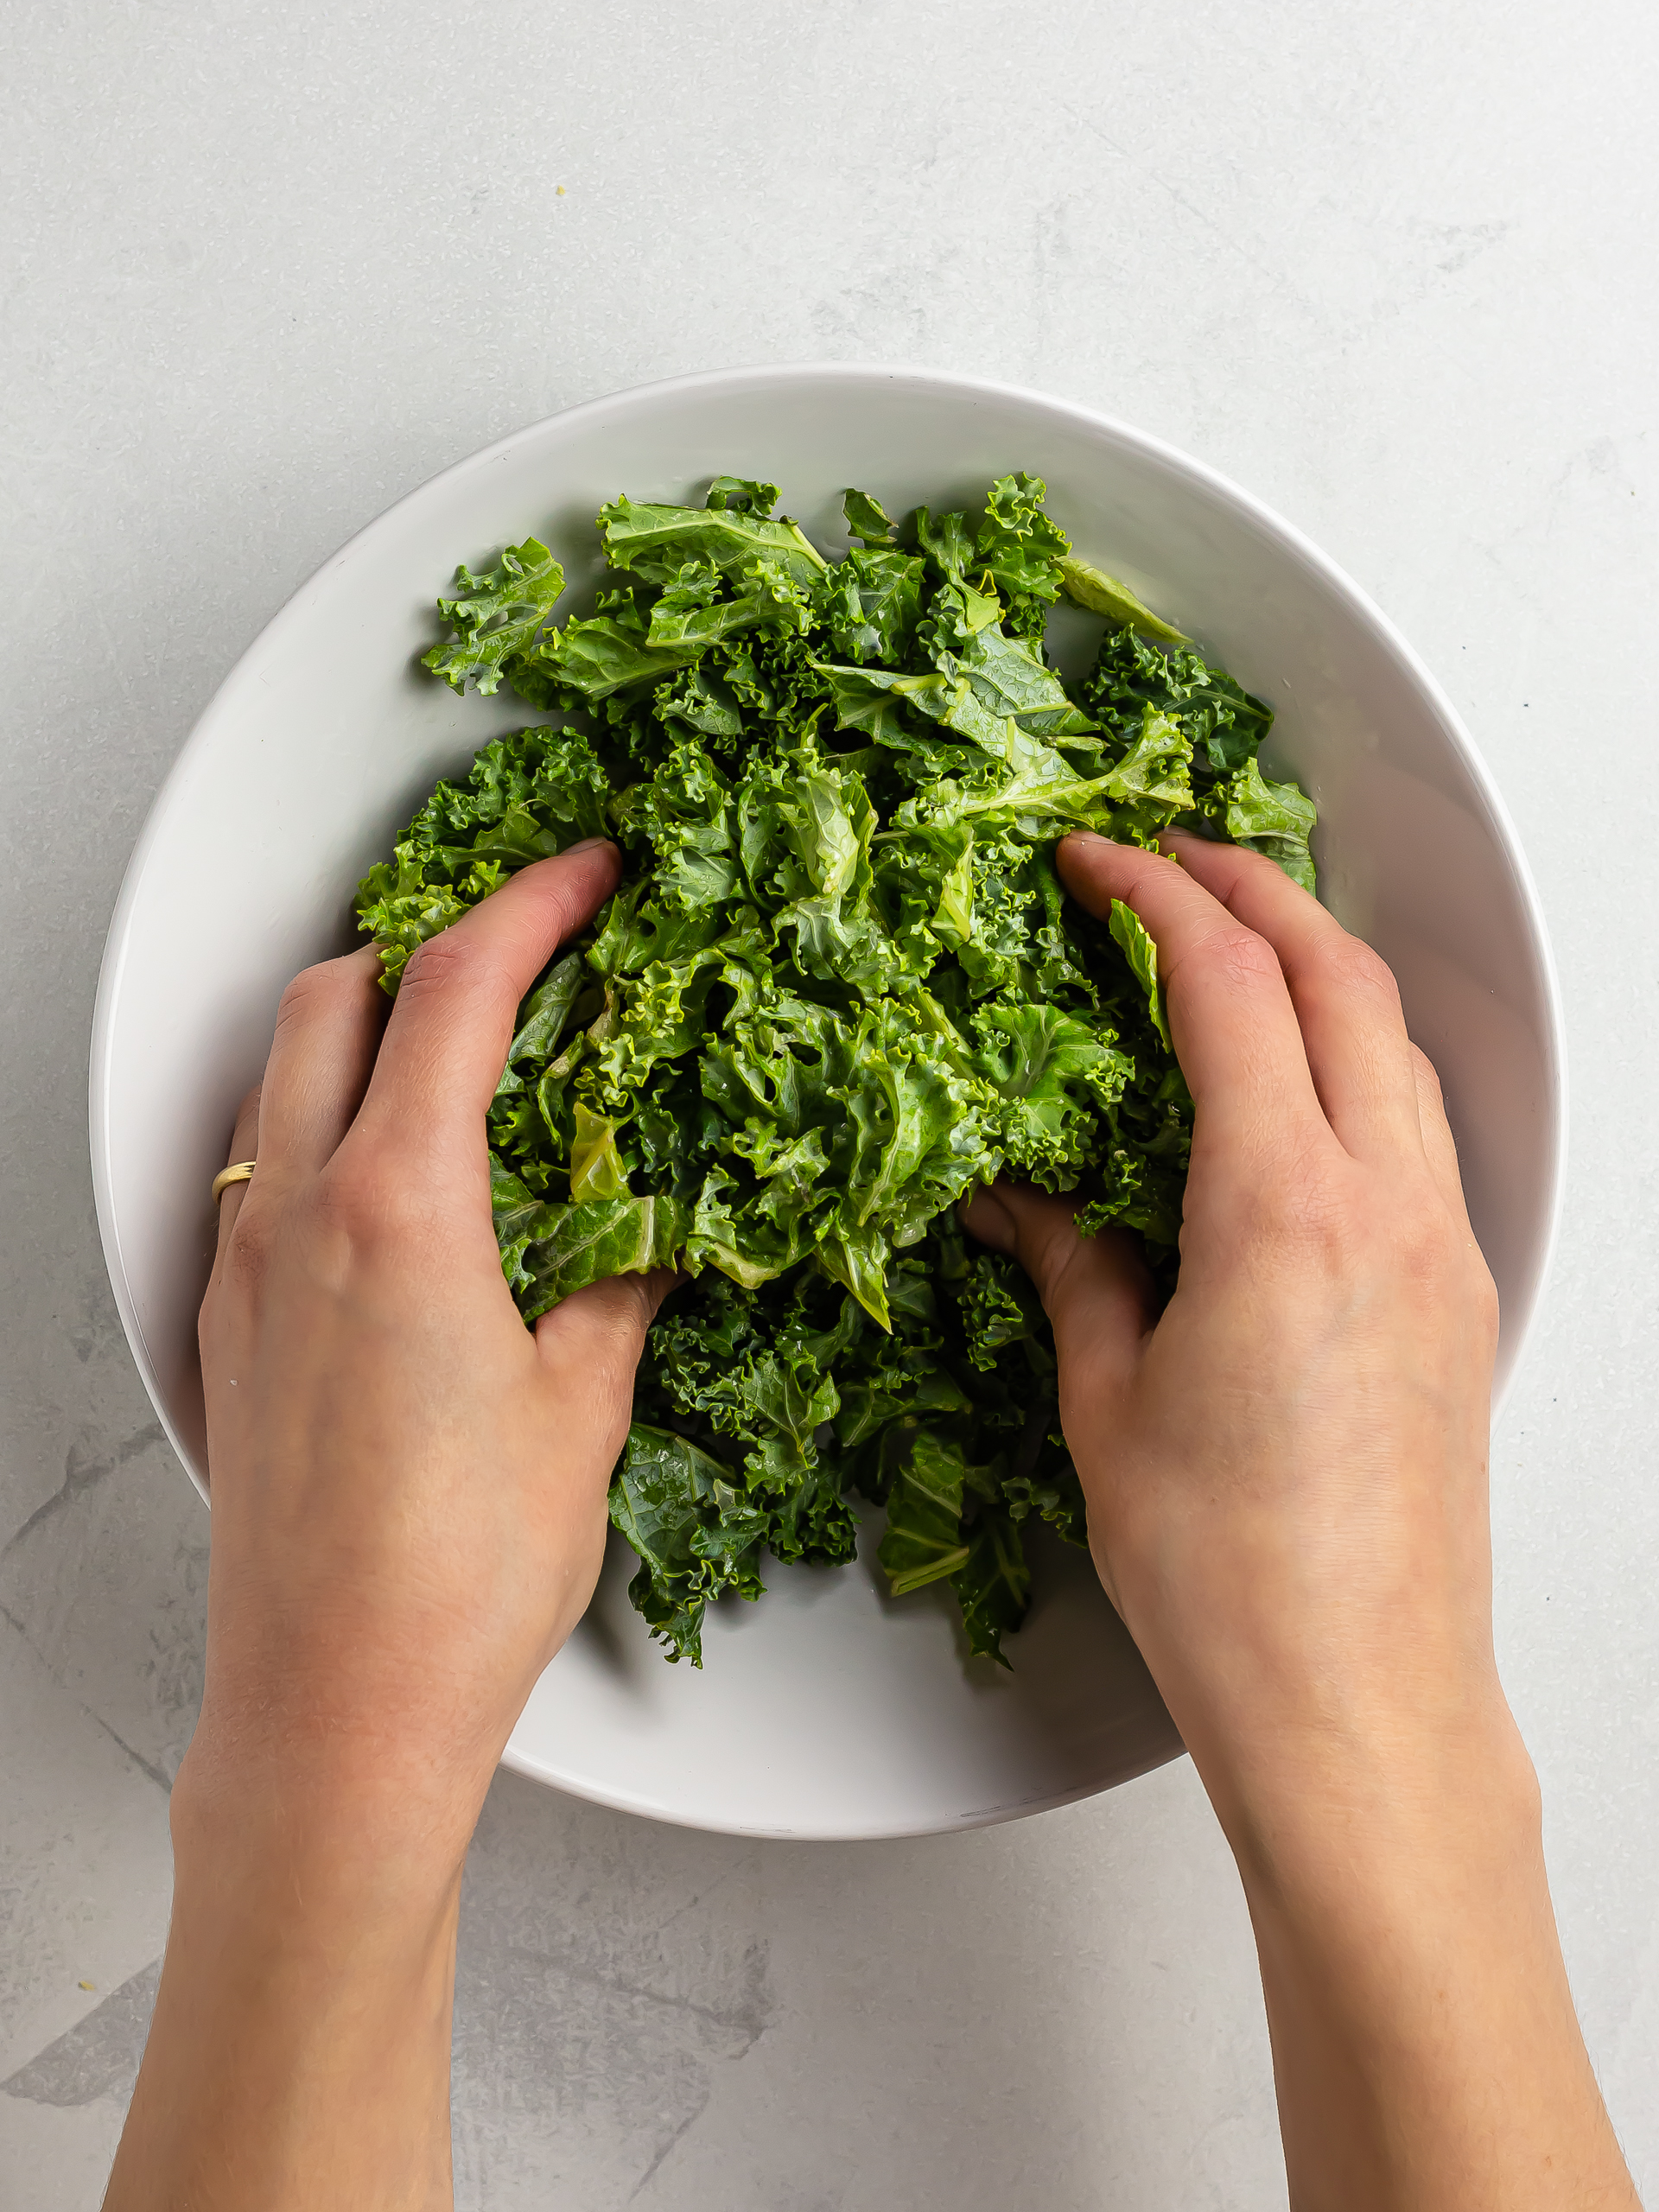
[563,836,615,855]
[1060,831,1116,850]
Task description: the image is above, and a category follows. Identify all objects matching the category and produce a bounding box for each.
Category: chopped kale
[359,474,1315,1666]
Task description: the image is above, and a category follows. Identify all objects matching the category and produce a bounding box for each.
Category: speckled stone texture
[3,2,1656,2203]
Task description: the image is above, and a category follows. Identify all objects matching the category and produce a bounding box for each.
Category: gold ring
[212,1161,257,1205]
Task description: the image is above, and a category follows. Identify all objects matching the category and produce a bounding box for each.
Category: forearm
[1196,1711,1637,2211]
[105,1770,468,2212]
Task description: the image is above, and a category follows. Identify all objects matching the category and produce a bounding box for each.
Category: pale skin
[104,830,1641,2212]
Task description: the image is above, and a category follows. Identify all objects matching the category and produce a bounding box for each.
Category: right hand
[963,829,1511,1833]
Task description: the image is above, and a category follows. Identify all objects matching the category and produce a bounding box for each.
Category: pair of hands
[187,827,1497,1850]
[107,831,1638,2212]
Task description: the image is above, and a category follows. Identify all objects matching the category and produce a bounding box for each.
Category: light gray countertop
[3,3,1656,2203]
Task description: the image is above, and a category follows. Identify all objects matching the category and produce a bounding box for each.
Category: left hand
[187,837,671,1854]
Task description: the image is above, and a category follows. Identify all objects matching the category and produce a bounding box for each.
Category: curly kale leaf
[974,472,1071,614]
[422,539,567,696]
[1214,753,1319,892]
[355,728,612,986]
[609,1427,770,1666]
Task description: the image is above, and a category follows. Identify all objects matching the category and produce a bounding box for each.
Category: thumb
[961,1181,1154,1395]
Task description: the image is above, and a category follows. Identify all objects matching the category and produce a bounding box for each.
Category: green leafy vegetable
[359,472,1317,1668]
[1059,554,1188,643]
[1215,754,1319,893]
[423,539,568,695]
[1109,900,1172,1052]
[842,487,897,545]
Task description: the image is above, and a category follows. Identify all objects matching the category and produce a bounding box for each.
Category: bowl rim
[89,365,1568,1836]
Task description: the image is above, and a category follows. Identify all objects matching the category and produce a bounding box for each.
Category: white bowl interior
[91,366,1562,1838]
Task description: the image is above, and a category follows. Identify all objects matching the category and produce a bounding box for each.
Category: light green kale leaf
[842,487,897,545]
[1109,899,1172,1052]
[1215,754,1318,892]
[598,493,827,589]
[422,538,567,695]
[1058,555,1188,642]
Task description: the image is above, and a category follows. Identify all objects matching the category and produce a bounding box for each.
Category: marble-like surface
[3,1,1656,2202]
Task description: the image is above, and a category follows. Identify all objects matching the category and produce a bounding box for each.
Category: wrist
[172,1681,501,1897]
[1185,1677,1549,2018]
[165,1800,464,2052]
[1167,1649,1539,1895]
[1097,1508,1531,1900]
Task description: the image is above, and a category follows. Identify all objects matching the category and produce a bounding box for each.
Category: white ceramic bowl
[91,365,1565,1840]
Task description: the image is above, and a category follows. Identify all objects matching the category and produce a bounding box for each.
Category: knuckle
[1408,1041,1446,1102]
[1259,1163,1354,1264]
[398,930,493,1001]
[1316,935,1401,1010]
[539,1276,654,1374]
[219,1194,279,1294]
[1389,1198,1460,1282]
[310,1154,427,1249]
[1465,1249,1502,1342]
[1255,1169,1497,1335]
[1382,1194,1497,1325]
[1199,923,1281,996]
[274,959,353,1032]
[1238,1140,1388,1274]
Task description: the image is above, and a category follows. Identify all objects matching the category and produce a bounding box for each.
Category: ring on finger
[212,1161,257,1205]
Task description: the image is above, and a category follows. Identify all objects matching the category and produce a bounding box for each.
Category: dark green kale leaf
[609,1426,769,1666]
[359,472,1317,1668]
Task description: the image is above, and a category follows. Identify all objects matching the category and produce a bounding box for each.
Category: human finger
[213,1085,263,1259]
[253,944,388,1175]
[1055,834,1328,1161]
[354,842,621,1160]
[961,1181,1154,1392]
[535,1267,677,1367]
[1408,1045,1474,1226]
[534,1269,679,1435]
[1164,834,1421,1164]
